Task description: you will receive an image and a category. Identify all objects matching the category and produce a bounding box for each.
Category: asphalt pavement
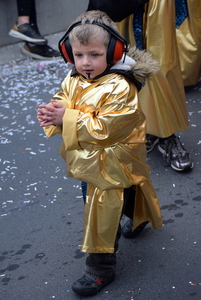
[0,34,201,300]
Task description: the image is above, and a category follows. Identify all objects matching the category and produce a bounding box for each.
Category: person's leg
[9,0,61,59]
[72,186,149,296]
[146,134,159,153]
[158,134,194,171]
[122,186,135,219]
[81,181,87,204]
[131,2,193,172]
[72,185,150,296]
[72,225,120,296]
[16,0,39,33]
[9,0,46,43]
[146,133,193,171]
[29,0,37,26]
[85,222,121,275]
[122,186,149,238]
[16,0,32,21]
[72,186,125,296]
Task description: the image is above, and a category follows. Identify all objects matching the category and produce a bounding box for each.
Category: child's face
[71,34,108,79]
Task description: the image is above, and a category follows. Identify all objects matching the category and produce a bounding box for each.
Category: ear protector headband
[58,20,128,65]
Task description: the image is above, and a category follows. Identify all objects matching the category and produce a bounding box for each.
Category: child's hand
[37,100,66,127]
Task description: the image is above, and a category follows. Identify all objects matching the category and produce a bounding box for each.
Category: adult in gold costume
[116,0,193,172]
[176,0,201,86]
[37,10,162,296]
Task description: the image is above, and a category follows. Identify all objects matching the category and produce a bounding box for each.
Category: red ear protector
[58,20,128,65]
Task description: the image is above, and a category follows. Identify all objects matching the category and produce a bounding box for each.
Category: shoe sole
[21,46,61,61]
[147,137,159,153]
[9,29,46,43]
[72,274,115,296]
[171,162,194,172]
[158,144,194,171]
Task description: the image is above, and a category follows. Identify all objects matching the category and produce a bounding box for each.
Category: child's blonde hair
[69,10,118,48]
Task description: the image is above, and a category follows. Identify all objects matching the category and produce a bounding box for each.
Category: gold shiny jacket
[43,48,159,190]
[43,49,162,253]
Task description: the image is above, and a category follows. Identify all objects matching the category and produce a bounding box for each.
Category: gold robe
[176,0,201,86]
[117,0,189,137]
[43,70,162,253]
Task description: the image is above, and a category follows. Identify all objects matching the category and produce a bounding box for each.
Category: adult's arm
[87,0,149,22]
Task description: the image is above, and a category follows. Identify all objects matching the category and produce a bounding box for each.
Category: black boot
[122,219,149,238]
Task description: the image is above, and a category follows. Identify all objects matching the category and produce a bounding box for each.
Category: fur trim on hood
[128,47,160,83]
[111,47,160,84]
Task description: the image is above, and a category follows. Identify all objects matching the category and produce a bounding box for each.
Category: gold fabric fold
[62,108,80,151]
[176,0,201,86]
[82,180,162,253]
[43,70,162,253]
[82,187,124,253]
[117,0,189,137]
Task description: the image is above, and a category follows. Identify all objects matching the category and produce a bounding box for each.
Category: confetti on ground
[0,60,84,217]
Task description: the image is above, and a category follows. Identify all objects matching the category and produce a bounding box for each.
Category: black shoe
[22,42,61,60]
[72,273,115,296]
[122,219,149,238]
[158,134,193,171]
[9,23,47,43]
[146,134,159,153]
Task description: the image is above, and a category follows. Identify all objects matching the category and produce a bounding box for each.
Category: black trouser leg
[122,186,136,219]
[16,0,38,29]
[85,224,121,277]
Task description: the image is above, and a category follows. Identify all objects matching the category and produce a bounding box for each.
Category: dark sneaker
[146,134,159,153]
[22,42,61,60]
[158,134,193,171]
[9,23,47,43]
[122,219,149,238]
[72,273,115,296]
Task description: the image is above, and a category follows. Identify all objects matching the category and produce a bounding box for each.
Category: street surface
[0,43,201,300]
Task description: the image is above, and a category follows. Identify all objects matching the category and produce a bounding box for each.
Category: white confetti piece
[3,160,10,164]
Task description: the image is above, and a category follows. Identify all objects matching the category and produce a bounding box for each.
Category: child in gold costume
[176,0,201,86]
[116,0,194,172]
[37,10,162,297]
